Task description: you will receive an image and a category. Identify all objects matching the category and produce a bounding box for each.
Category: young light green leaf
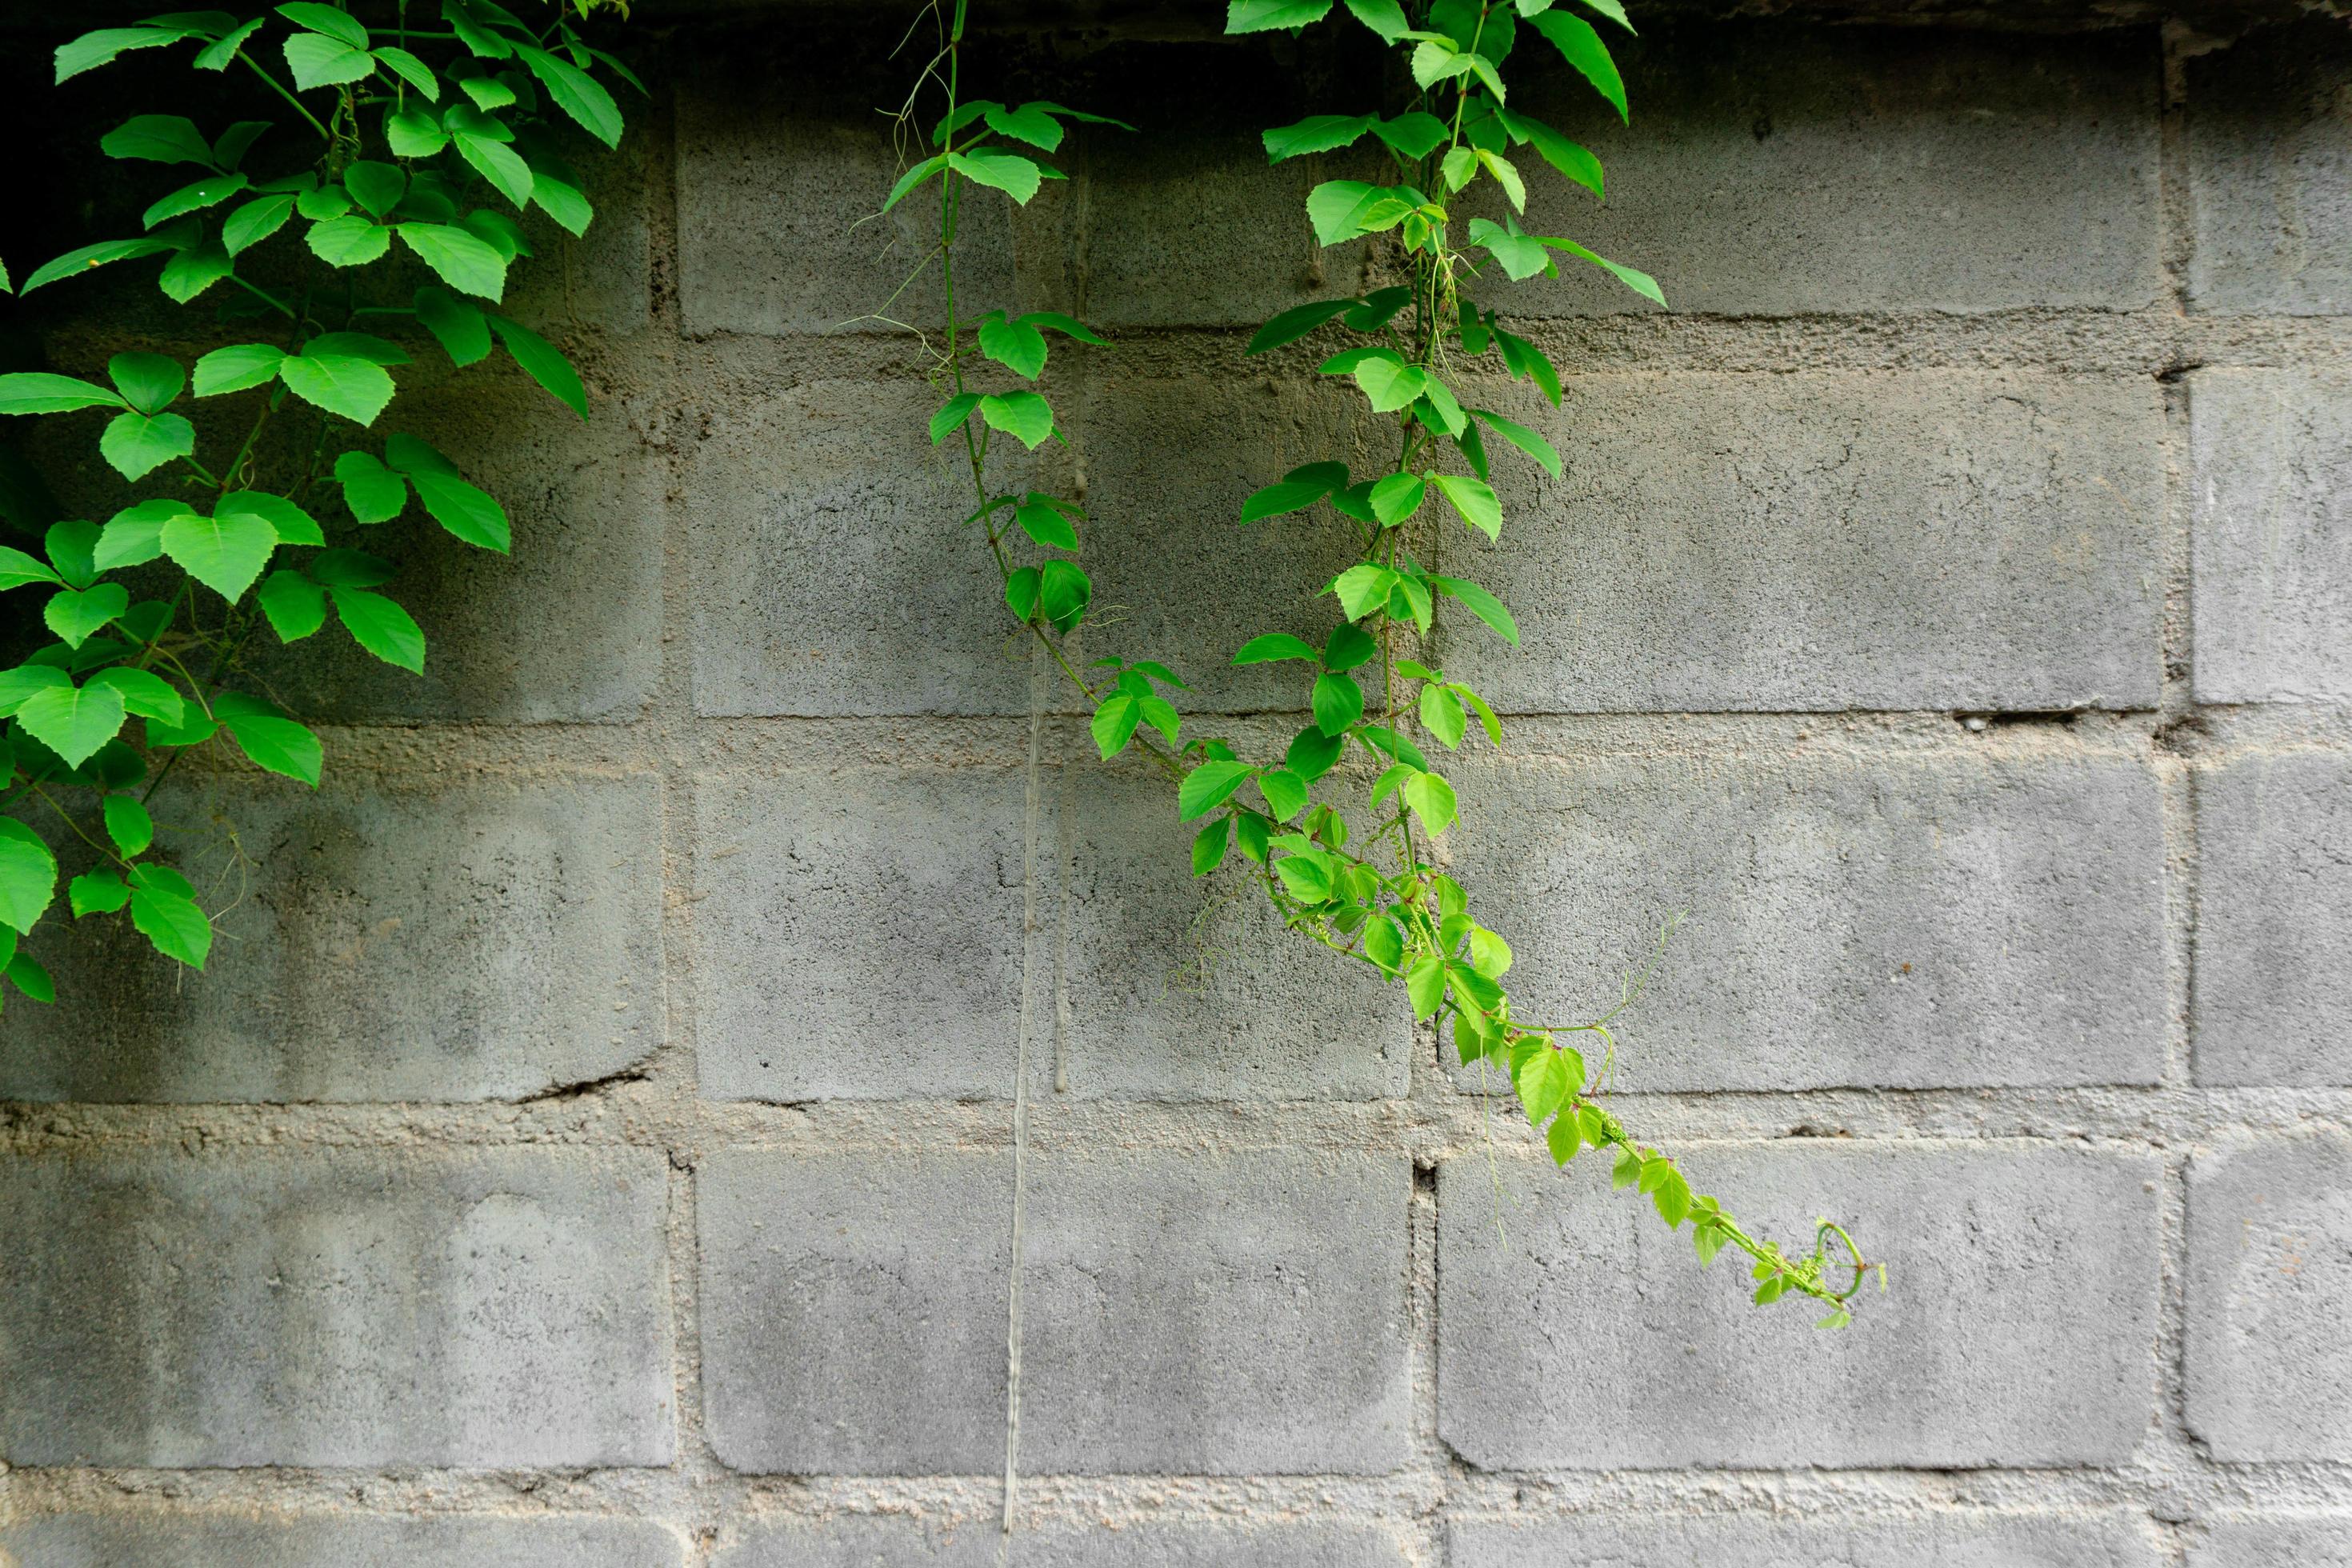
[1091,694,1140,759]
[1528,9,1627,120]
[334,450,408,523]
[1470,407,1562,477]
[1406,954,1447,1018]
[161,508,277,601]
[15,680,126,769]
[1368,472,1425,526]
[1420,682,1466,749]
[330,586,426,672]
[142,172,250,230]
[0,819,58,935]
[1039,558,1090,630]
[978,312,1049,378]
[158,240,234,304]
[386,433,510,551]
[19,237,178,294]
[1239,461,1348,523]
[371,44,440,98]
[1431,474,1502,539]
[103,794,154,857]
[68,868,130,918]
[1402,769,1458,836]
[1191,818,1231,876]
[1233,633,1320,666]
[44,584,129,649]
[930,393,982,445]
[1431,574,1520,644]
[216,490,323,547]
[283,30,377,90]
[1226,0,1336,30]
[1341,0,1410,40]
[102,114,217,167]
[308,214,392,266]
[0,548,62,590]
[1262,114,1374,163]
[192,343,286,397]
[216,694,322,786]
[129,866,211,969]
[57,26,194,85]
[278,353,395,425]
[1258,768,1310,822]
[1178,759,1256,821]
[88,666,186,726]
[388,105,451,157]
[193,16,266,70]
[399,223,507,300]
[221,192,295,255]
[0,373,124,414]
[1537,233,1665,305]
[978,390,1054,450]
[515,42,623,147]
[487,315,586,417]
[1331,562,1398,619]
[99,412,196,481]
[948,148,1047,204]
[1304,179,1377,246]
[984,101,1062,151]
[1370,111,1450,159]
[1245,298,1358,356]
[1311,670,1363,737]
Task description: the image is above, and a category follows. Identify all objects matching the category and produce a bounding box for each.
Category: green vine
[0,2,638,1004]
[893,0,1878,1320]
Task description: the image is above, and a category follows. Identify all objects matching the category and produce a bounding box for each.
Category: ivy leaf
[278,3,368,46]
[283,30,376,91]
[258,568,329,641]
[0,373,125,414]
[334,450,409,523]
[161,508,277,601]
[949,148,1047,205]
[1091,694,1140,759]
[1370,112,1450,160]
[978,391,1054,450]
[343,160,407,218]
[1468,215,1550,282]
[129,864,211,969]
[1039,558,1090,630]
[1234,633,1319,666]
[1514,1043,1572,1123]
[99,412,196,481]
[102,114,217,168]
[1537,233,1665,306]
[1178,760,1255,821]
[371,44,441,99]
[278,353,395,426]
[44,584,129,650]
[1342,0,1411,40]
[417,286,493,366]
[0,819,58,935]
[69,869,130,918]
[1431,574,1521,644]
[1402,770,1458,837]
[528,162,594,236]
[217,490,324,547]
[1305,180,1377,246]
[488,316,586,418]
[978,312,1049,379]
[1262,114,1374,163]
[387,106,451,158]
[19,237,178,294]
[1191,818,1231,876]
[514,42,623,147]
[1240,461,1348,524]
[1470,407,1562,477]
[1369,472,1426,526]
[330,586,426,673]
[984,102,1062,151]
[1015,496,1078,551]
[1432,474,1502,539]
[215,693,321,786]
[1258,768,1309,822]
[0,548,62,590]
[16,680,127,769]
[158,240,234,304]
[94,501,185,572]
[1420,682,1467,749]
[1331,562,1398,619]
[930,393,982,445]
[46,521,100,589]
[308,214,393,266]
[86,666,186,727]
[1246,298,1358,356]
[143,172,250,230]
[1528,9,1627,120]
[57,26,198,85]
[104,795,155,857]
[194,18,266,71]
[1406,955,1447,1018]
[386,433,510,551]
[1311,670,1363,737]
[399,223,507,300]
[192,343,287,397]
[1226,0,1335,30]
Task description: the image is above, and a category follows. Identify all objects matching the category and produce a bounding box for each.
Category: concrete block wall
[2,2,2350,1562]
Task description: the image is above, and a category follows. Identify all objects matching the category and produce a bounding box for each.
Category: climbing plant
[890,0,1874,1319]
[0,2,638,1007]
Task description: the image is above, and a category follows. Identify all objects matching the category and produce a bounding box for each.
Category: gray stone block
[717,1518,1410,1567]
[2194,753,2352,1086]
[1437,1142,2158,1469]
[674,30,1014,338]
[1441,751,2165,1091]
[0,1148,674,1467]
[2190,1519,2352,1566]
[258,370,663,723]
[1503,23,2159,317]
[1441,370,2163,713]
[1,771,661,1103]
[2186,1134,2352,1462]
[0,1516,682,1568]
[694,761,1408,1102]
[2190,369,2352,704]
[698,1149,1411,1474]
[2187,22,2352,315]
[1450,1514,2163,1568]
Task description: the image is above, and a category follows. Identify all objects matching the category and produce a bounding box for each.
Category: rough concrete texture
[716,1517,1412,1566]
[2193,752,2352,1086]
[0,1515,683,1568]
[2186,1134,2352,1462]
[2,770,662,1102]
[1,2,2348,1562]
[2190,368,2352,704]
[0,1149,674,1467]
[2188,1518,2352,1566]
[1438,1143,2160,1468]
[698,1149,1410,1474]
[694,761,1408,1101]
[1444,750,2166,1090]
[2186,21,2352,315]
[1449,1512,2166,1566]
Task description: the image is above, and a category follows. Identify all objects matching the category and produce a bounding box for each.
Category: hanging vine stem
[887,0,1880,1356]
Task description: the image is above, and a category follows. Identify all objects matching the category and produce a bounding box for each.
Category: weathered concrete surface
[715,1517,1412,1566]
[1443,750,2166,1090]
[2186,22,2352,317]
[1438,1144,2159,1469]
[698,1150,1411,1474]
[1449,1513,2166,1567]
[694,762,1407,1101]
[0,1149,674,1467]
[0,1515,683,1568]
[2188,1518,2352,1566]
[2190,369,2352,706]
[2193,753,2352,1086]
[2,772,662,1103]
[1446,370,2164,714]
[1510,24,2162,317]
[2186,1135,2352,1462]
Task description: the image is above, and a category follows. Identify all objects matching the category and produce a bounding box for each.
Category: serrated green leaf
[16,680,126,769]
[330,586,425,672]
[486,314,585,417]
[192,343,286,397]
[87,667,185,727]
[258,568,329,641]
[278,353,395,425]
[44,584,129,650]
[1234,633,1319,666]
[0,819,58,935]
[130,868,211,968]
[0,373,124,415]
[1178,759,1255,821]
[99,411,196,482]
[398,222,506,299]
[514,41,622,147]
[1191,818,1231,876]
[978,312,1048,379]
[1528,9,1626,120]
[161,508,277,600]
[1432,474,1502,539]
[978,390,1054,450]
[284,30,374,90]
[102,794,154,856]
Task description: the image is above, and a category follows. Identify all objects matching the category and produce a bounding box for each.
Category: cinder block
[0,1516,682,1568]
[1437,1142,2158,1469]
[0,1149,674,1467]
[1505,22,2159,316]
[2190,369,2352,704]
[258,371,663,723]
[1440,370,2162,713]
[717,1518,1410,1566]
[694,762,1407,1102]
[698,1149,1411,1474]
[674,29,1014,338]
[2187,22,2352,314]
[2190,1519,2352,1566]
[2186,1134,2352,1462]
[2,771,661,1103]
[1442,751,2165,1091]
[2194,754,2352,1086]
[1450,1514,2163,1568]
